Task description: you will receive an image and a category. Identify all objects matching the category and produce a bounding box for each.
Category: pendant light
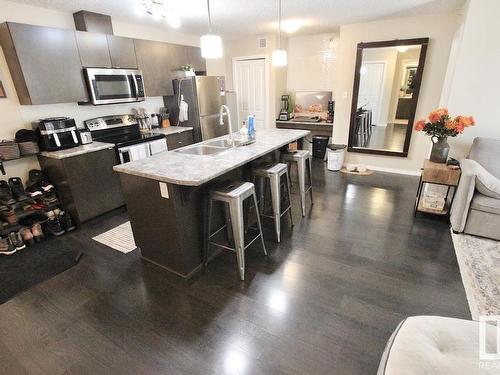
[272,0,287,67]
[200,0,223,58]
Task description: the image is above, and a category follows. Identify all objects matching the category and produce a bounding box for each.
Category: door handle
[131,75,139,99]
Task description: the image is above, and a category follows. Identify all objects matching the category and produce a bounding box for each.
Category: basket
[17,141,40,156]
[0,140,20,161]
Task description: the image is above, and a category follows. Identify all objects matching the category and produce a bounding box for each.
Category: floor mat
[451,229,500,320]
[92,221,137,254]
[0,241,79,304]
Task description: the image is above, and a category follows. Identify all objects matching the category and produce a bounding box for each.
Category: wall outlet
[159,182,169,199]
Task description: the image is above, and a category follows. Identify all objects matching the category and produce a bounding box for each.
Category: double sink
[174,138,254,156]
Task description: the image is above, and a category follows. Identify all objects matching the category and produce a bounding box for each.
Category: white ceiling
[9,0,465,39]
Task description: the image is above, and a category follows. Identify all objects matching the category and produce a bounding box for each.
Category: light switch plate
[159,182,169,199]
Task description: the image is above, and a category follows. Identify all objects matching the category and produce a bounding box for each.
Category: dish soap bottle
[247,115,256,139]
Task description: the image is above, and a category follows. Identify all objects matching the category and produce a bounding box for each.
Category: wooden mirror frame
[347,38,429,157]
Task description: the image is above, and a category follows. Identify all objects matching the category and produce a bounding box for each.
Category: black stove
[84,114,164,147]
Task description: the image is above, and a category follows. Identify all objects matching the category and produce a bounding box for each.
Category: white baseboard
[364,165,421,176]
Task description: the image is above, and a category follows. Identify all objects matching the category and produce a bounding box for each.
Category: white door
[233,58,266,130]
[358,62,385,125]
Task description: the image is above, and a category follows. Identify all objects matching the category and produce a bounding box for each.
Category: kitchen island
[114,128,310,278]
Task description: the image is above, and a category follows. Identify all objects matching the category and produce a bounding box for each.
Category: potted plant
[414,108,475,163]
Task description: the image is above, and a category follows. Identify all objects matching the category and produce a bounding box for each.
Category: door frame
[358,60,386,126]
[232,54,270,128]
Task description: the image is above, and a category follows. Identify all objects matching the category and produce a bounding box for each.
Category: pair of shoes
[44,210,75,236]
[20,223,43,244]
[8,232,25,251]
[0,178,29,203]
[0,205,17,225]
[26,170,54,196]
[42,194,58,206]
[18,212,48,227]
[0,237,16,255]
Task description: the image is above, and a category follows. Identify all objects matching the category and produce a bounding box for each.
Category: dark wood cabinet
[76,31,112,68]
[0,22,87,105]
[38,148,124,224]
[166,130,194,150]
[134,39,172,96]
[107,35,137,68]
[185,46,206,73]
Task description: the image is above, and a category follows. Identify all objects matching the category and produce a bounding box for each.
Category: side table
[414,159,461,217]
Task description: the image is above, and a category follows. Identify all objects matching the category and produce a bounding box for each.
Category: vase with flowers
[414,108,475,163]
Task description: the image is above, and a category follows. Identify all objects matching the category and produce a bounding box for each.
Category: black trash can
[312,135,330,159]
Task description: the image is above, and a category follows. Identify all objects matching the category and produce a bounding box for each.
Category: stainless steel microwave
[83,68,145,105]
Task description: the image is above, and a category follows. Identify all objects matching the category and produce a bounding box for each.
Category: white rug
[92,221,137,254]
[451,229,500,320]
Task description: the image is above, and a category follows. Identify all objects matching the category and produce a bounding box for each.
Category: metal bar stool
[205,181,267,281]
[281,150,313,217]
[253,163,293,243]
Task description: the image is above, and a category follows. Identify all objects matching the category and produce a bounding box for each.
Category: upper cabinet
[134,39,173,96]
[76,31,112,68]
[0,21,205,104]
[0,22,87,105]
[107,35,137,69]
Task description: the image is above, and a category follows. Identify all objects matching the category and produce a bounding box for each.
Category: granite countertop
[147,126,193,136]
[39,142,114,159]
[114,128,310,186]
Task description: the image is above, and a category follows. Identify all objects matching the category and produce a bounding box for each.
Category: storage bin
[312,135,330,159]
[0,140,20,160]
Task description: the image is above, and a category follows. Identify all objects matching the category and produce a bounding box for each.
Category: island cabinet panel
[76,31,112,68]
[0,22,87,105]
[134,39,173,96]
[107,35,137,68]
[119,174,205,276]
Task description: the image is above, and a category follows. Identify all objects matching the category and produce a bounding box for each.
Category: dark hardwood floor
[0,160,469,375]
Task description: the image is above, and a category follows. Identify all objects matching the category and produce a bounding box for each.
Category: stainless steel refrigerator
[167,76,229,142]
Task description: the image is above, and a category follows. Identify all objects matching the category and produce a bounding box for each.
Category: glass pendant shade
[272,49,287,67]
[200,34,223,58]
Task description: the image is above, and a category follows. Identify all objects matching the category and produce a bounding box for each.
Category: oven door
[84,68,145,105]
[117,143,151,164]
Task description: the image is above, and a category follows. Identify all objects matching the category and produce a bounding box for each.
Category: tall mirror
[348,38,429,157]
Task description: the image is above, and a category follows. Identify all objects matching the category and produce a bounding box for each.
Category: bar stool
[253,163,293,243]
[205,181,267,281]
[281,150,313,217]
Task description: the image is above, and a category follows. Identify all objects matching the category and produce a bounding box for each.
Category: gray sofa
[450,137,500,240]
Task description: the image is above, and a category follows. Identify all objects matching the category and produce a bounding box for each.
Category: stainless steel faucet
[219,104,234,146]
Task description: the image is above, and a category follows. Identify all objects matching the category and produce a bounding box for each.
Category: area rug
[92,221,137,254]
[451,229,500,320]
[0,241,79,304]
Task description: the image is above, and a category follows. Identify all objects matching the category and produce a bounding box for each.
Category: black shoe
[8,231,26,251]
[26,184,43,198]
[45,217,64,236]
[8,177,29,202]
[28,170,54,193]
[0,180,16,205]
[58,211,76,231]
[18,211,48,227]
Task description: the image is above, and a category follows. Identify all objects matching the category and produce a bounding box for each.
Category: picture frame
[0,80,5,98]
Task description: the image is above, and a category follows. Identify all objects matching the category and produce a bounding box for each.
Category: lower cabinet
[38,148,124,224]
[166,131,194,150]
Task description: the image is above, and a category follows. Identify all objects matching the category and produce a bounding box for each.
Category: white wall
[206,34,287,128]
[286,33,339,93]
[333,14,459,174]
[0,0,199,181]
[441,0,500,158]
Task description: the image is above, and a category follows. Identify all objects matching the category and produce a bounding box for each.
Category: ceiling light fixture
[272,0,287,67]
[200,0,223,59]
[281,19,301,34]
[138,0,181,28]
[397,46,409,53]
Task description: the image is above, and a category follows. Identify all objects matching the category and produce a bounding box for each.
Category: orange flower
[428,108,448,123]
[445,120,456,130]
[455,123,465,133]
[414,119,426,131]
[463,116,475,127]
